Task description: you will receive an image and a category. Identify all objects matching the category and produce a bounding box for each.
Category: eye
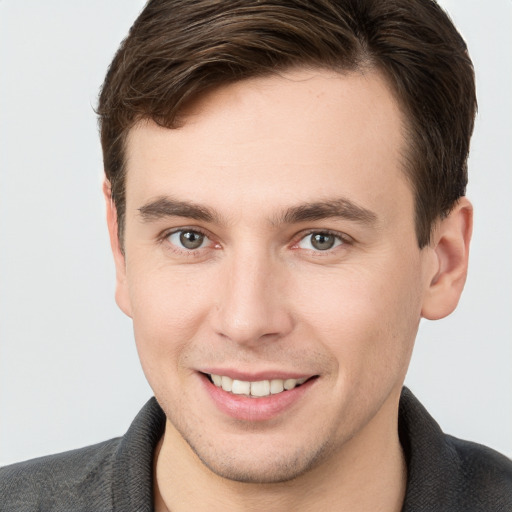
[167,230,210,250]
[297,232,344,251]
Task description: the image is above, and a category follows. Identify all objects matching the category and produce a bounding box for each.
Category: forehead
[124,68,411,224]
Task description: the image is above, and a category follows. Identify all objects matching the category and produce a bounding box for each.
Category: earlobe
[103,180,133,318]
[421,198,473,320]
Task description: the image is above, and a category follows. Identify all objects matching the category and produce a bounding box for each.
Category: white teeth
[270,379,284,394]
[284,378,297,390]
[232,379,250,395]
[250,380,270,397]
[221,376,233,392]
[210,374,309,398]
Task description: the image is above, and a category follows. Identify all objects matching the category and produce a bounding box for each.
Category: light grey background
[1,1,511,465]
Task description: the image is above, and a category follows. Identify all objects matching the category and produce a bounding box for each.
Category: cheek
[293,259,423,382]
[126,265,213,376]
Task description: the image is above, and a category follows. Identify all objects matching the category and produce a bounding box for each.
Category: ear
[421,197,473,320]
[103,180,133,318]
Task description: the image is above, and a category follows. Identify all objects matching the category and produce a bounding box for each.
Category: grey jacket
[1,388,511,511]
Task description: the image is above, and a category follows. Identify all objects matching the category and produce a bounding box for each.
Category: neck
[153,398,407,512]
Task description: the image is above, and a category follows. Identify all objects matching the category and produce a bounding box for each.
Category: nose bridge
[213,245,292,345]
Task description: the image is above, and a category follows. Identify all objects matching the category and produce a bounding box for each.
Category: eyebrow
[138,196,377,227]
[138,197,218,223]
[276,198,378,226]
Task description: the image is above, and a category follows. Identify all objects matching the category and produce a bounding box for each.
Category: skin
[105,68,472,511]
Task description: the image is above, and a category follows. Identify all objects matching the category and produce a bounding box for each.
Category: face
[114,68,436,483]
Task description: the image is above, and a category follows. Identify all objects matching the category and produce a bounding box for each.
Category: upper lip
[199,368,316,381]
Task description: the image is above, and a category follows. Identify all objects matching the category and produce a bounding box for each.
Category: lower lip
[201,374,316,422]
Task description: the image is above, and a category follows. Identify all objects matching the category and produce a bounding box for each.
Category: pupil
[312,233,334,250]
[180,231,204,249]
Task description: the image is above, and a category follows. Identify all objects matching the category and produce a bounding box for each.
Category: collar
[109,388,511,511]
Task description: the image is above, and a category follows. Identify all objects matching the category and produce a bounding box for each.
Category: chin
[186,432,333,484]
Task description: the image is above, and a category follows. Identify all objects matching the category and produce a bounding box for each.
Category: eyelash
[158,228,352,256]
[159,227,216,257]
[291,229,352,254]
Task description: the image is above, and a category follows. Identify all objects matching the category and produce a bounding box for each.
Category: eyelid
[157,226,352,255]
[292,229,354,247]
[158,226,208,241]
[158,226,218,254]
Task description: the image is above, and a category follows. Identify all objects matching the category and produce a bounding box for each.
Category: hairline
[110,62,431,252]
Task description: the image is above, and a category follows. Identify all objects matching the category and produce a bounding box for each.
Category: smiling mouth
[205,373,316,398]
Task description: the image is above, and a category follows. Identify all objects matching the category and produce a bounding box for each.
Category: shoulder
[0,398,165,512]
[446,435,512,505]
[400,387,512,511]
[0,437,120,512]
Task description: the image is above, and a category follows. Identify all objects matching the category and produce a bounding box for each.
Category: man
[1,0,511,510]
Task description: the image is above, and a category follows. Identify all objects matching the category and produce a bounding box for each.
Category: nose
[212,250,294,346]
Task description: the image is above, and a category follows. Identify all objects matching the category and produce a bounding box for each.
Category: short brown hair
[98,0,476,248]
